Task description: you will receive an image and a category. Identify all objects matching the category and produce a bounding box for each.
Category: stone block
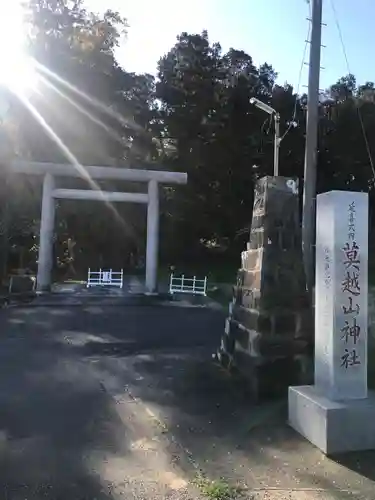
[238,287,261,310]
[248,228,264,249]
[289,385,375,454]
[258,336,309,357]
[221,330,235,355]
[232,351,300,400]
[251,213,265,231]
[273,311,296,335]
[241,249,263,271]
[253,178,266,217]
[242,269,261,290]
[296,309,314,337]
[232,306,272,335]
[9,275,36,294]
[232,322,249,351]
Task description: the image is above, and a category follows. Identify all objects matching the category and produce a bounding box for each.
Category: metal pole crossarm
[11,160,188,185]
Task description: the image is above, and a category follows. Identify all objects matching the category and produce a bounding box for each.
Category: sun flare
[0,2,38,94]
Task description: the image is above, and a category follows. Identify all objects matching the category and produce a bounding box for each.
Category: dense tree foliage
[1,0,375,280]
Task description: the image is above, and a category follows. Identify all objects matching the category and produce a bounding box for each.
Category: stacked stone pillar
[218,176,313,399]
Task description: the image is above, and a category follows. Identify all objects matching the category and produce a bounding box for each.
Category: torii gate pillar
[145,179,159,294]
[37,173,55,292]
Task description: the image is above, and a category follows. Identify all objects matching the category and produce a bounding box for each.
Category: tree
[156,31,304,264]
[4,7,375,279]
[0,0,154,278]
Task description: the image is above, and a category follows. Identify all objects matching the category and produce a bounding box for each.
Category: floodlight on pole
[250,97,281,177]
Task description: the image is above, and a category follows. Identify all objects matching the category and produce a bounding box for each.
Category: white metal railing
[87,268,123,289]
[169,274,207,296]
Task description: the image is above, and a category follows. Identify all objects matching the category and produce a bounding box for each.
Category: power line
[280,2,312,143]
[330,0,375,180]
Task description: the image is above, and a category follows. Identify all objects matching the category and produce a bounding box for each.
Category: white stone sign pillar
[315,191,368,400]
[289,190,375,454]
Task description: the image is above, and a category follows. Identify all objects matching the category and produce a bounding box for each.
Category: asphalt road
[0,304,224,500]
[2,304,375,500]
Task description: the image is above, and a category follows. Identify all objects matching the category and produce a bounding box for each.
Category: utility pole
[302,0,323,297]
[274,112,281,176]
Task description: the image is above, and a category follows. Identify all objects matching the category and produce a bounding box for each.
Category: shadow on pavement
[2,304,375,498]
[333,450,375,483]
[87,345,375,498]
[129,351,375,498]
[0,309,135,499]
[0,304,226,499]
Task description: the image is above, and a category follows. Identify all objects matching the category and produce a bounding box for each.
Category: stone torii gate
[11,161,188,293]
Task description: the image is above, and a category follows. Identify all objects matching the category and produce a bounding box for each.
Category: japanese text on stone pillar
[340,201,362,369]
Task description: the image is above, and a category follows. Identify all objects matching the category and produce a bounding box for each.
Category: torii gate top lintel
[11,160,188,185]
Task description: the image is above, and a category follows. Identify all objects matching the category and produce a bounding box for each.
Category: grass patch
[194,475,244,500]
[62,280,86,284]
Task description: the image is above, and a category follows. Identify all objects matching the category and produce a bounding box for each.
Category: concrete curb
[0,292,37,309]
[1,297,216,309]
[0,288,228,310]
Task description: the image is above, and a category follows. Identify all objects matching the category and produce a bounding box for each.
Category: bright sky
[84,0,375,91]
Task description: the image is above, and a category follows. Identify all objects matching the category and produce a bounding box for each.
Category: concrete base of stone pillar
[289,385,375,454]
